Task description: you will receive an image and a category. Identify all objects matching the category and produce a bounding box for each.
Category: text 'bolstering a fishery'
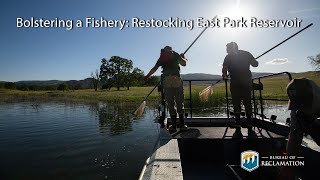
[16,16,303,31]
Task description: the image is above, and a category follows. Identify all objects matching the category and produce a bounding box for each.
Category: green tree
[4,82,16,89]
[99,58,114,90]
[308,53,320,71]
[130,67,144,87]
[57,83,68,91]
[99,58,111,85]
[108,56,133,91]
[17,84,28,91]
[91,69,100,91]
[145,76,160,86]
[45,85,57,91]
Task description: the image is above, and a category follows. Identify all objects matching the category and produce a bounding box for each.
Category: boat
[138,72,320,180]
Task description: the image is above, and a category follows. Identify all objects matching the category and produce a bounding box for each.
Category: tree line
[1,52,319,91]
[91,56,159,91]
[1,53,319,91]
[0,82,82,91]
[0,55,160,91]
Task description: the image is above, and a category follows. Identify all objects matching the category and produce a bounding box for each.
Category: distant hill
[181,73,221,85]
[14,78,94,89]
[2,71,316,87]
[17,80,64,86]
[181,72,274,84]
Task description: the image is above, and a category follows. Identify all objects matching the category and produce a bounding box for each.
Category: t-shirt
[156,51,182,77]
[223,50,255,84]
[287,78,320,146]
[287,78,320,119]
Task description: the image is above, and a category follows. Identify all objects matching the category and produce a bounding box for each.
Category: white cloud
[218,63,223,67]
[265,58,289,65]
[289,8,320,14]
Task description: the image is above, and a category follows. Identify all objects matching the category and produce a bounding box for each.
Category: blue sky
[0,0,319,82]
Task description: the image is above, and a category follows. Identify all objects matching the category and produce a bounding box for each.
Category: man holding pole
[222,42,258,134]
[144,46,188,133]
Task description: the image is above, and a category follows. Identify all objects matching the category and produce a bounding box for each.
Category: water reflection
[97,102,134,135]
[191,102,290,123]
[0,101,159,180]
[0,100,291,180]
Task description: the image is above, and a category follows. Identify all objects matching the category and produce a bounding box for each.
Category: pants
[163,75,184,116]
[230,82,252,117]
[287,110,303,155]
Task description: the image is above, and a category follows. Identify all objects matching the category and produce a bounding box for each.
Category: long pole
[145,81,160,100]
[135,17,218,117]
[200,23,314,101]
[256,23,313,59]
[183,15,218,54]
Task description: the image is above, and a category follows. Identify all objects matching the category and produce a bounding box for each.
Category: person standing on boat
[144,46,188,133]
[222,42,258,133]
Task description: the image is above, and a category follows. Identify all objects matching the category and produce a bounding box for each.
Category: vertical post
[258,78,264,121]
[225,79,229,118]
[189,80,193,118]
[160,76,166,128]
[252,80,257,119]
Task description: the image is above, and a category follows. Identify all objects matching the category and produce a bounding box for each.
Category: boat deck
[172,126,284,139]
[140,117,319,180]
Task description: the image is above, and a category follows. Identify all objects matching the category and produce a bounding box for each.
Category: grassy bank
[1,71,319,106]
[0,87,161,103]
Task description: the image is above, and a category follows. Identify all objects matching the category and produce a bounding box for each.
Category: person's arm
[178,53,187,66]
[251,58,258,67]
[144,64,160,81]
[222,57,228,79]
[249,52,259,67]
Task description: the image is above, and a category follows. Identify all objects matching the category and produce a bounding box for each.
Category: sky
[0,0,319,82]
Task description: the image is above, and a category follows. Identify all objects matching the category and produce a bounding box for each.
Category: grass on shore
[1,71,319,106]
[0,87,162,103]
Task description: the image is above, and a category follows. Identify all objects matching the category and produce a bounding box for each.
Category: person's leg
[243,86,252,116]
[175,83,187,129]
[287,110,303,156]
[164,87,177,131]
[242,85,253,131]
[230,83,241,128]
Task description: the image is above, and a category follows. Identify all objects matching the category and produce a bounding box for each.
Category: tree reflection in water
[89,102,141,135]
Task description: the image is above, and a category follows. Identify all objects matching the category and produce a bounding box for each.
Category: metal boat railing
[157,72,292,124]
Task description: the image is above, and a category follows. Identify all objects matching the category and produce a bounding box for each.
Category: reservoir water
[0,101,291,179]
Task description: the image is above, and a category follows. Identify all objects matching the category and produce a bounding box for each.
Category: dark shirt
[223,50,255,84]
[156,51,182,77]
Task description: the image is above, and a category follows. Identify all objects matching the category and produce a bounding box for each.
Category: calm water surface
[0,101,290,180]
[0,102,160,180]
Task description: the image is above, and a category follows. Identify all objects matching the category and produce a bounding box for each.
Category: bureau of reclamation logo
[241,150,259,172]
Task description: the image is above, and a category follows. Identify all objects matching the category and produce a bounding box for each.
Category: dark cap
[163,46,172,51]
[226,42,238,50]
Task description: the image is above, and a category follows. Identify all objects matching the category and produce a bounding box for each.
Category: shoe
[247,128,257,138]
[168,115,177,133]
[230,119,241,128]
[180,124,188,131]
[168,125,177,133]
[233,128,243,138]
[179,114,188,131]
